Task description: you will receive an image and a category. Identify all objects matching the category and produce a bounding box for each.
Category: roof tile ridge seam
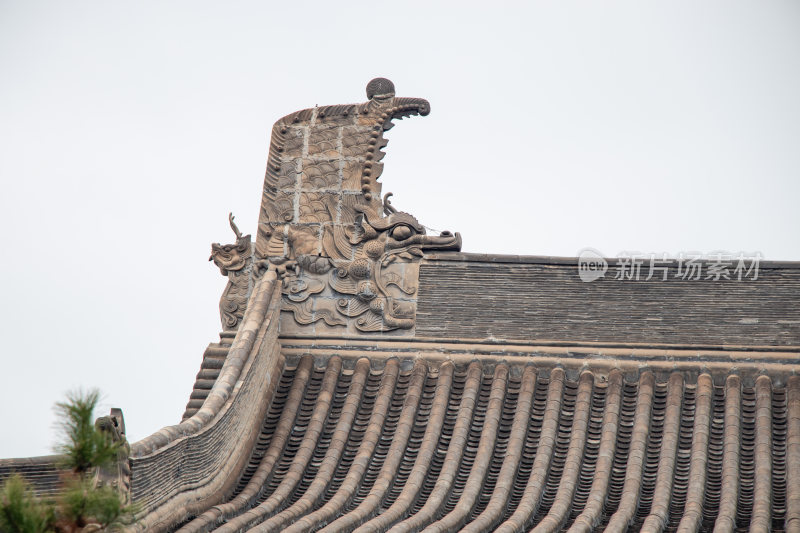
[750,375,773,533]
[596,372,655,533]
[255,358,372,532]
[223,357,344,532]
[566,370,624,533]
[385,361,484,533]
[639,373,685,533]
[460,365,538,532]
[675,373,714,533]
[280,359,401,533]
[528,371,596,533]
[318,361,428,532]
[494,368,566,533]
[176,355,315,533]
[353,362,456,532]
[712,375,741,533]
[418,364,509,532]
[783,376,800,532]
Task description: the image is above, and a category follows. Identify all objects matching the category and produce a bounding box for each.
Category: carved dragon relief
[236,78,460,334]
[210,214,254,331]
[277,194,461,333]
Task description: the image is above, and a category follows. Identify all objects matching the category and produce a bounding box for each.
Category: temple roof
[2,79,799,533]
[165,355,797,533]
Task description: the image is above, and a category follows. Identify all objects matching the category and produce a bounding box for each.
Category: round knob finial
[366,78,395,99]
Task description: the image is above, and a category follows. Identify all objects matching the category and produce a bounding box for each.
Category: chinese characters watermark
[577,249,762,283]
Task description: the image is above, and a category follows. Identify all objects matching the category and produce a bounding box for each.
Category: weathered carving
[210,214,253,331]
[254,79,460,333]
[94,408,131,504]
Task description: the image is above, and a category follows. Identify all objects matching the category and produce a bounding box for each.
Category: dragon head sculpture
[209,214,254,331]
[249,78,460,333]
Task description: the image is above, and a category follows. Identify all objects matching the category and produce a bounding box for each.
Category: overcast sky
[1,1,798,458]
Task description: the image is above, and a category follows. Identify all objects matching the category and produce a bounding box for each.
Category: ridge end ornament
[254,79,460,335]
[210,213,254,331]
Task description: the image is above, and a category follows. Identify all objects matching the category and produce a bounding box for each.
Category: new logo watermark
[577,249,762,283]
[577,248,608,282]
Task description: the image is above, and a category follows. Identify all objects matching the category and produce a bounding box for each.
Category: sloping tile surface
[174,355,800,533]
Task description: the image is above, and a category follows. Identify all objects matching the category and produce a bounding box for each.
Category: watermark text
[577,249,762,283]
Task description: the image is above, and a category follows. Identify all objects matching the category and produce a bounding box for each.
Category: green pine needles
[0,389,135,533]
[54,390,120,476]
[56,478,128,532]
[0,475,55,533]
